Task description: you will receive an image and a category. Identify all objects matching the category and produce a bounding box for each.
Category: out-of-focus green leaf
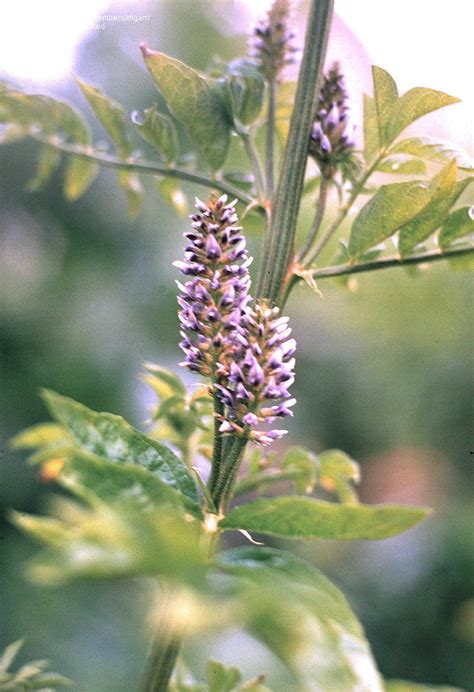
[348,162,457,257]
[281,446,318,494]
[223,59,264,127]
[12,497,205,586]
[217,547,384,691]
[118,170,143,218]
[376,155,427,176]
[399,176,469,256]
[64,156,98,201]
[0,88,98,200]
[11,422,67,450]
[159,178,188,217]
[41,389,199,507]
[385,681,462,691]
[75,78,132,157]
[207,660,242,692]
[132,105,179,163]
[363,93,380,163]
[220,497,431,540]
[144,362,186,397]
[387,88,460,144]
[439,206,474,249]
[141,45,231,170]
[390,136,474,173]
[372,66,398,145]
[318,449,360,504]
[76,78,142,215]
[27,145,61,191]
[0,639,72,689]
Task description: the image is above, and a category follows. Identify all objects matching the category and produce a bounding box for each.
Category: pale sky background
[0,0,472,146]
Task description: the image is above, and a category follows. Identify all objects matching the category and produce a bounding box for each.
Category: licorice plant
[3,0,473,690]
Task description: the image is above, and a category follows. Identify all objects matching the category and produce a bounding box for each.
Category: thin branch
[301,245,474,281]
[297,177,329,262]
[242,133,266,201]
[265,79,277,198]
[32,135,254,205]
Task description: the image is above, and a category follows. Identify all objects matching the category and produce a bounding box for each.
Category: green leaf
[159,178,188,217]
[59,451,195,514]
[318,449,360,504]
[132,105,179,163]
[372,66,398,145]
[399,176,469,256]
[281,446,318,494]
[348,162,457,257]
[376,155,427,176]
[27,146,61,191]
[76,78,142,215]
[385,681,462,691]
[0,640,72,690]
[12,499,205,586]
[220,497,431,540]
[439,205,474,249]
[75,77,132,157]
[387,88,460,143]
[363,93,380,163]
[207,660,242,692]
[217,547,384,691]
[141,44,231,170]
[63,156,98,201]
[223,59,264,127]
[40,389,199,508]
[11,422,67,450]
[390,136,474,173]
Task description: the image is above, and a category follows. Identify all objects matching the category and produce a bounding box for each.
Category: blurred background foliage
[0,1,472,690]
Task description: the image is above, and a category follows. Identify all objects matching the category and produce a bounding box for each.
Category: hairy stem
[265,79,276,198]
[256,0,334,304]
[140,593,182,692]
[208,394,225,495]
[211,436,249,512]
[297,177,330,261]
[32,135,254,205]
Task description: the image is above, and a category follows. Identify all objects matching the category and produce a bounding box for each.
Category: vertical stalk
[265,79,277,198]
[256,0,334,304]
[140,593,182,692]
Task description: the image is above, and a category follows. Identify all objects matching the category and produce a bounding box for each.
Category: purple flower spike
[175,194,296,448]
[175,193,251,380]
[309,62,357,180]
[216,302,296,446]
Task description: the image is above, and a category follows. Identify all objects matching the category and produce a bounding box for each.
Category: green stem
[211,436,249,512]
[303,245,474,280]
[140,592,182,692]
[297,177,330,262]
[242,133,266,201]
[208,394,224,495]
[304,151,387,266]
[32,135,253,205]
[265,80,276,198]
[256,0,334,304]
